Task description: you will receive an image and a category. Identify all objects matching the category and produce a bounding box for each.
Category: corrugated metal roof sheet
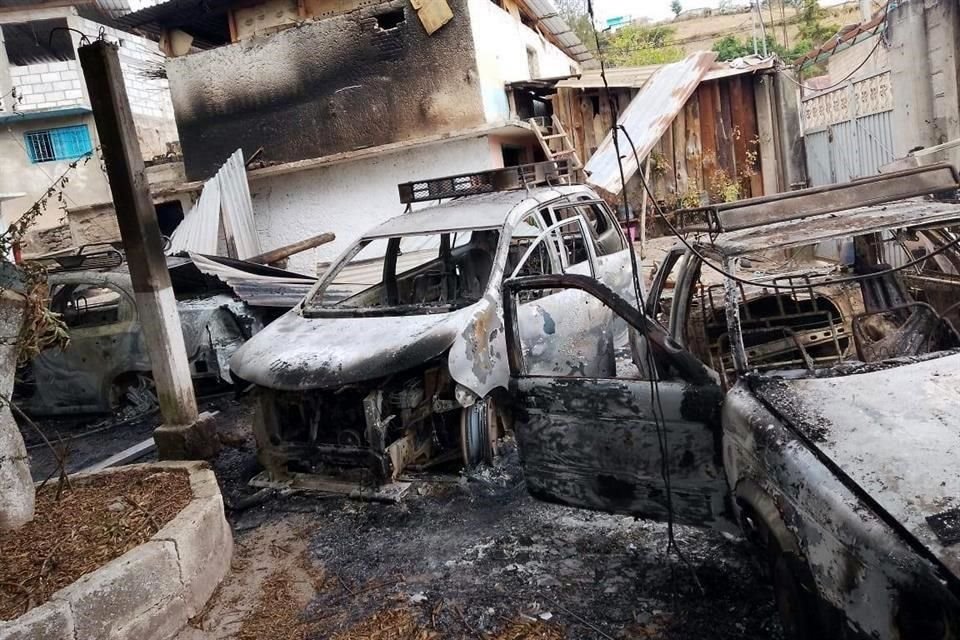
[168,172,220,254]
[555,56,775,90]
[584,51,717,196]
[189,253,315,307]
[218,149,262,259]
[520,0,592,63]
[167,148,261,259]
[555,66,661,89]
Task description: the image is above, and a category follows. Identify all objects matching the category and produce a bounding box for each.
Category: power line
[584,0,703,594]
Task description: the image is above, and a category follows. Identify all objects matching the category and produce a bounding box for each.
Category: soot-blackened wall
[167,0,486,180]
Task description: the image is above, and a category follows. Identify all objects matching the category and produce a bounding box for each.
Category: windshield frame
[301,223,507,318]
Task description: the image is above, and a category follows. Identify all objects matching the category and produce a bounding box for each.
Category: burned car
[504,165,960,639]
[18,256,264,415]
[230,164,634,482]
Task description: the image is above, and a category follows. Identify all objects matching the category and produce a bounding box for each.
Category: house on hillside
[0,1,185,255]
[796,0,960,185]
[115,0,592,275]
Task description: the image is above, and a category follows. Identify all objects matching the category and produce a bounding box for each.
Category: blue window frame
[24,125,92,163]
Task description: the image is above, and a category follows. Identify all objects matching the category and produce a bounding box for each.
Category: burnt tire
[766,533,827,640]
[460,396,497,468]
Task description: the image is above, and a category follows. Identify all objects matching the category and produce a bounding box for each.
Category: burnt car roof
[363,185,593,239]
[695,198,960,258]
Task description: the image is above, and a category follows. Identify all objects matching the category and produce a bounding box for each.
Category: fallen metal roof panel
[701,198,960,257]
[188,252,314,307]
[168,171,221,255]
[218,149,262,260]
[583,51,717,196]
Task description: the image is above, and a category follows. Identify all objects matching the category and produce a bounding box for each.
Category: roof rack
[26,242,124,273]
[674,163,960,234]
[397,159,576,205]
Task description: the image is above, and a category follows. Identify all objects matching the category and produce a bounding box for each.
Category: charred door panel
[512,377,728,527]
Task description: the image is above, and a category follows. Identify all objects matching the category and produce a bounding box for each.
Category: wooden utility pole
[79,42,213,457]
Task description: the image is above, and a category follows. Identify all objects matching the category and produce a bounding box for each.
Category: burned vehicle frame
[230,162,636,485]
[503,164,960,639]
[17,258,262,416]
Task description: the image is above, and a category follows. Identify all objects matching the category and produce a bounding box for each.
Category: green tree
[554,0,601,56]
[670,0,682,17]
[604,24,684,67]
[712,34,788,61]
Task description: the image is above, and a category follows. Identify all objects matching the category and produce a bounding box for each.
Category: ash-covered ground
[24,396,783,639]
[207,400,782,639]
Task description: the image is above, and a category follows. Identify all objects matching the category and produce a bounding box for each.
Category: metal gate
[802,71,895,186]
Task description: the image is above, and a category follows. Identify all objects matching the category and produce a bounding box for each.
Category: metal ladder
[529,115,583,173]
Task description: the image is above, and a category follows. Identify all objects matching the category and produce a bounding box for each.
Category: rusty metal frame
[675,163,960,234]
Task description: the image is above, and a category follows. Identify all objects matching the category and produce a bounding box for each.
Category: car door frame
[503,272,735,530]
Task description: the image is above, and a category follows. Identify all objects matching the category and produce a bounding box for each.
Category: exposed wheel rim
[460,397,495,467]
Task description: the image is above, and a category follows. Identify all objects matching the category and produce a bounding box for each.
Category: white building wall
[468,0,579,122]
[249,136,504,275]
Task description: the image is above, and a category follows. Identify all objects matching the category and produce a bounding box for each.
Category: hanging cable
[781,31,884,93]
[584,0,702,591]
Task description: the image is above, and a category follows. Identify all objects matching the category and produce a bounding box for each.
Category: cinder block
[46,91,65,102]
[52,80,73,91]
[51,540,187,640]
[20,74,41,84]
[40,72,60,83]
[28,63,48,74]
[47,61,69,72]
[64,89,83,99]
[0,599,74,640]
[153,495,232,617]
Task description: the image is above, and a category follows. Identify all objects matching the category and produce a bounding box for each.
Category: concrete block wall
[7,60,85,111]
[71,17,179,158]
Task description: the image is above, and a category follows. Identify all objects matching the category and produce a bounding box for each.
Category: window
[552,201,625,256]
[24,125,92,163]
[50,283,126,329]
[309,229,500,313]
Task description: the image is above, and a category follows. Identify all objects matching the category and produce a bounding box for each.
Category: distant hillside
[654,2,865,56]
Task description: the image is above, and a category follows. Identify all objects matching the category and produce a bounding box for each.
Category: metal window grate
[24,125,92,163]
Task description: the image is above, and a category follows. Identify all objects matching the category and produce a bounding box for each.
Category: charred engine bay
[215,424,783,639]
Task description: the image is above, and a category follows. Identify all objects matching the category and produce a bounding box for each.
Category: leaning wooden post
[78,41,215,458]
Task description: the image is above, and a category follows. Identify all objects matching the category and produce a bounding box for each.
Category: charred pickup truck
[230,162,635,483]
[504,164,960,640]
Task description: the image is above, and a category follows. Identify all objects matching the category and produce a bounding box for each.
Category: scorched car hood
[230,299,508,394]
[754,352,960,579]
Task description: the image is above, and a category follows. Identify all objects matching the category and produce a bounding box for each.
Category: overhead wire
[584,0,702,592]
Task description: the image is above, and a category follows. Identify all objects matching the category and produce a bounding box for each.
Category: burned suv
[230,165,633,484]
[504,165,960,639]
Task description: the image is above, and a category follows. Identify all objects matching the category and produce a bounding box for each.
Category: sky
[593,0,849,24]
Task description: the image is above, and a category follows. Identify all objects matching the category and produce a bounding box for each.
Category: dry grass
[490,618,567,640]
[235,570,322,640]
[0,468,191,620]
[332,609,440,640]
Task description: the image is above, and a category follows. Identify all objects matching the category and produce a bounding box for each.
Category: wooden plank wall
[554,75,765,210]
